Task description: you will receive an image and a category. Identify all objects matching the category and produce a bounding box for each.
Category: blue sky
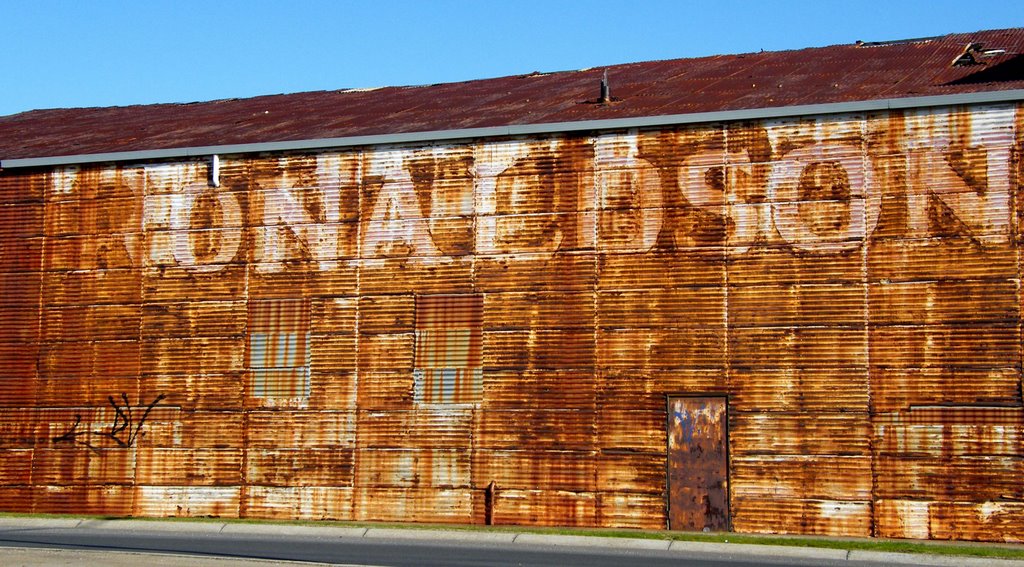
[1,0,1021,117]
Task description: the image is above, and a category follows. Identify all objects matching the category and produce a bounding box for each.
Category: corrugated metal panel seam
[4,89,1024,169]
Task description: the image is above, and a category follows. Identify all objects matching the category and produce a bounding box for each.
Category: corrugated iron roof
[1,27,1023,162]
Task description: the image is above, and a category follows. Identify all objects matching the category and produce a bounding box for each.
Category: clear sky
[1,0,1021,117]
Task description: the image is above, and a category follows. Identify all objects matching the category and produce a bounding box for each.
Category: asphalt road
[0,523,960,567]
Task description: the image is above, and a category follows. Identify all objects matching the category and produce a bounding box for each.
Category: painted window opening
[414,294,483,404]
[248,298,311,399]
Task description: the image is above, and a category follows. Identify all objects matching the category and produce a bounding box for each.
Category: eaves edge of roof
[3,89,1023,170]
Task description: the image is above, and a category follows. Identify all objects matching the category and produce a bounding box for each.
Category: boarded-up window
[414,295,483,404]
[248,299,310,398]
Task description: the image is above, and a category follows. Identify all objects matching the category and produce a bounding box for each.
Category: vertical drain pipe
[210,154,221,187]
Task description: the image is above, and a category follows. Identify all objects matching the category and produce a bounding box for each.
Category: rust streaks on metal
[0,103,1022,542]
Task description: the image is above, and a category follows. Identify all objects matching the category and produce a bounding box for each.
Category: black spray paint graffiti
[52,393,165,451]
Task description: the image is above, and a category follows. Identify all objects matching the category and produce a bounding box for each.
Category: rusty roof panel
[0,239,43,274]
[875,420,1021,458]
[142,266,246,302]
[0,409,36,447]
[41,305,141,342]
[728,246,867,286]
[308,371,357,409]
[476,254,595,293]
[360,258,474,295]
[311,335,357,372]
[33,448,136,485]
[358,295,415,334]
[6,29,1015,162]
[0,171,45,202]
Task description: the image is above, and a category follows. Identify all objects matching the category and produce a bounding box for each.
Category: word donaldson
[49,118,1018,274]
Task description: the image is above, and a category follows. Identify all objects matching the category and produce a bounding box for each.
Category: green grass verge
[2,512,1023,560]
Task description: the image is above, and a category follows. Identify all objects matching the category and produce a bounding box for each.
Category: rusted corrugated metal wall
[0,103,1022,541]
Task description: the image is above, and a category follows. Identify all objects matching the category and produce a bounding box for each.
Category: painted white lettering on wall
[596,133,662,252]
[255,155,358,273]
[145,163,242,272]
[46,107,1018,271]
[362,150,443,262]
[902,106,1013,245]
[768,142,880,253]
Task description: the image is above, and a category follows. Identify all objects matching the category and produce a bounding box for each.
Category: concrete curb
[668,540,849,560]
[80,518,228,532]
[848,550,1024,566]
[221,523,369,538]
[2,517,1024,565]
[513,532,670,550]
[0,545,336,566]
[365,527,517,543]
[0,517,83,529]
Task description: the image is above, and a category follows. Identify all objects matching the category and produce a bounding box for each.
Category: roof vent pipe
[600,71,611,104]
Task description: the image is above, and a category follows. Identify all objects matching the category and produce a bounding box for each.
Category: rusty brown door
[667,396,729,531]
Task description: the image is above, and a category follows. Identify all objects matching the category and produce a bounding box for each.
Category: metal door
[667,396,729,531]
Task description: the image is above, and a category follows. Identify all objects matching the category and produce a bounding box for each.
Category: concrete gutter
[0,517,1021,566]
